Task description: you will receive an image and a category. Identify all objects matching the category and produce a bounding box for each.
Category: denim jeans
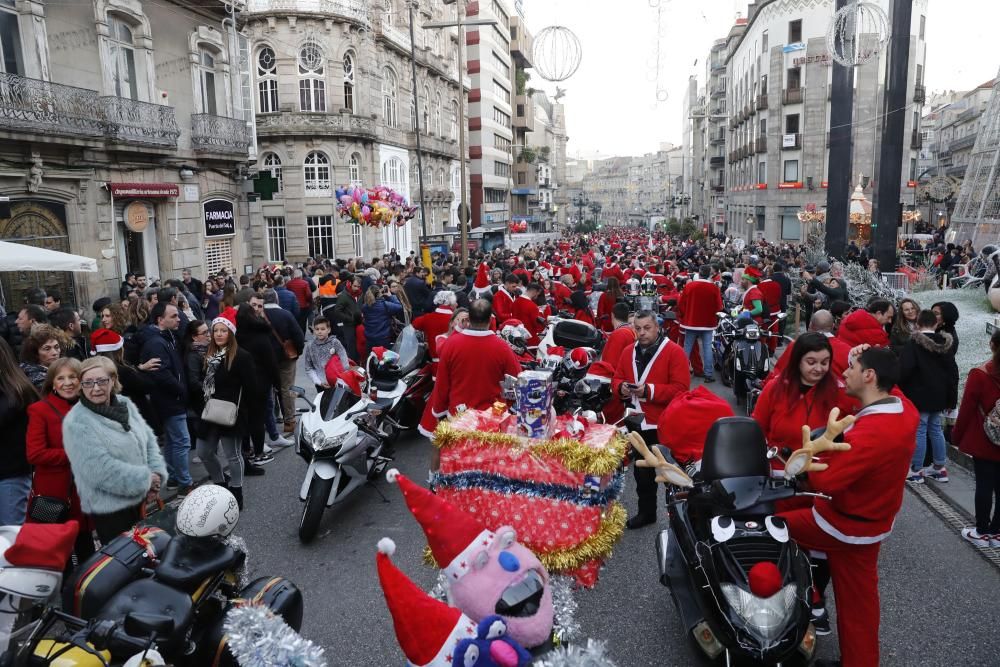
[265,389,280,440]
[682,328,715,379]
[0,475,31,526]
[161,413,193,486]
[913,411,948,469]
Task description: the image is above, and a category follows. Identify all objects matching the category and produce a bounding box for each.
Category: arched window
[382,67,398,128]
[421,85,430,132]
[349,152,362,186]
[449,100,459,141]
[195,47,219,115]
[304,151,331,196]
[343,51,355,113]
[108,15,138,100]
[298,41,326,112]
[257,46,278,113]
[261,153,283,193]
[438,167,446,187]
[383,157,405,192]
[433,92,442,136]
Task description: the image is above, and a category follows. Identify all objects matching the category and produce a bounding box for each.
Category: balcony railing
[948,134,976,152]
[710,155,725,166]
[756,93,768,110]
[756,136,767,153]
[910,129,923,150]
[246,0,370,25]
[710,134,725,145]
[191,113,251,154]
[102,96,179,148]
[0,72,104,139]
[783,87,804,105]
[913,84,926,104]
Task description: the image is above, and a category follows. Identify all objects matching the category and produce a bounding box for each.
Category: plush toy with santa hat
[471,262,493,299]
[386,469,555,649]
[376,537,531,667]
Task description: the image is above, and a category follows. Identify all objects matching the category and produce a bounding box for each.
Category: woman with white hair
[412,291,457,363]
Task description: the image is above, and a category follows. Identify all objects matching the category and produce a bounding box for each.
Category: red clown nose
[748,561,783,598]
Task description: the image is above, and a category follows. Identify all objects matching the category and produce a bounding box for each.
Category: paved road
[230,372,1000,666]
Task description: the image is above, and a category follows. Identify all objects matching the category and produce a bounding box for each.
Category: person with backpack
[954,329,1000,547]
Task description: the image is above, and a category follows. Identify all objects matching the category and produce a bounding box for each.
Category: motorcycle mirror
[290,385,307,399]
[124,612,174,638]
[784,450,811,478]
[716,311,727,319]
[766,446,778,460]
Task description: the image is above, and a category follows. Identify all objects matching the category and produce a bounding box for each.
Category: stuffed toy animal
[453,616,532,667]
[784,407,854,477]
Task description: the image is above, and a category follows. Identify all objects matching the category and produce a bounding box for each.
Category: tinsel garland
[223,603,327,667]
[425,502,627,574]
[224,535,251,590]
[432,470,625,507]
[432,422,628,476]
[533,639,618,667]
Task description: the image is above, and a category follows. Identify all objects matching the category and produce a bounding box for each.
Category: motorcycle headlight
[314,431,351,453]
[745,328,760,340]
[720,583,798,644]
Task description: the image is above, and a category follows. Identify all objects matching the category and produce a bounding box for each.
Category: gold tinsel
[432,422,628,476]
[423,502,627,575]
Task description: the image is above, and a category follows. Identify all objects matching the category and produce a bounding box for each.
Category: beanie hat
[743,266,762,283]
[90,328,124,353]
[376,538,479,666]
[386,469,496,582]
[656,385,734,464]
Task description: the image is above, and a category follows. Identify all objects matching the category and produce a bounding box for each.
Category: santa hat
[4,520,79,571]
[564,347,592,371]
[376,538,478,666]
[212,314,237,335]
[90,328,123,353]
[473,262,490,290]
[386,469,495,582]
[743,266,762,283]
[656,385,734,464]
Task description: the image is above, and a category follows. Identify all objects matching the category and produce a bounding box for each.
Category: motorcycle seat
[701,417,770,482]
[96,578,193,654]
[154,535,245,592]
[373,377,400,392]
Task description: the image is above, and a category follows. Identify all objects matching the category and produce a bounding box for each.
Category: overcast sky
[523,0,1000,160]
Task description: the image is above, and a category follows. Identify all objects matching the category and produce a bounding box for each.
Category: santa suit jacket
[677,278,723,331]
[752,377,858,456]
[602,264,624,284]
[953,362,1000,462]
[432,329,523,418]
[758,279,783,316]
[808,395,919,543]
[412,307,453,361]
[601,324,636,366]
[612,337,691,430]
[492,287,516,323]
[837,309,889,348]
[511,295,545,345]
[551,282,573,311]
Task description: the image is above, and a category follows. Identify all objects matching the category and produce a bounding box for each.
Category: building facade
[720,0,928,242]
[0,0,252,310]
[244,0,464,264]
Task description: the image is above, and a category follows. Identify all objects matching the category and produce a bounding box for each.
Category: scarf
[203,349,227,399]
[81,394,130,431]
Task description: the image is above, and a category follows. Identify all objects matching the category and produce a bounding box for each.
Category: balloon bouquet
[336,185,417,228]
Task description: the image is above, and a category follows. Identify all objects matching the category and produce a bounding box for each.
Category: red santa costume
[511,294,545,345]
[780,395,918,667]
[837,309,890,348]
[491,286,516,323]
[413,305,453,362]
[551,281,573,311]
[602,260,624,284]
[432,328,522,419]
[741,267,766,326]
[757,276,783,353]
[611,335,691,430]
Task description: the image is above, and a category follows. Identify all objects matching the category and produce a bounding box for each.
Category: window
[757,161,766,184]
[783,159,799,182]
[785,113,799,134]
[306,216,335,258]
[788,19,802,44]
[433,93,442,135]
[298,41,326,112]
[919,15,926,40]
[494,161,511,178]
[762,30,768,52]
[492,51,509,78]
[257,46,279,113]
[491,25,509,49]
[196,48,219,115]
[915,64,923,86]
[205,239,233,275]
[786,67,801,90]
[382,157,405,191]
[349,152,362,186]
[494,134,511,152]
[910,158,917,181]
[493,107,510,128]
[0,1,23,74]
[438,168,446,187]
[491,0,508,24]
[780,207,800,240]
[410,92,417,130]
[108,15,138,99]
[261,153,283,193]
[485,188,507,204]
[421,85,430,131]
[352,223,363,257]
[265,216,287,262]
[343,52,355,112]
[759,117,767,136]
[517,172,526,185]
[304,151,331,196]
[382,67,398,128]
[516,103,524,117]
[493,79,510,101]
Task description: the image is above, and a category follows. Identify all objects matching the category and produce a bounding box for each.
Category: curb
[945,442,974,474]
[906,480,1000,572]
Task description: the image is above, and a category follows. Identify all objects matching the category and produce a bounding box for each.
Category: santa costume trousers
[780,508,881,667]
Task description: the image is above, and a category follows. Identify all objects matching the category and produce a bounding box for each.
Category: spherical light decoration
[826,2,889,68]
[532,26,583,82]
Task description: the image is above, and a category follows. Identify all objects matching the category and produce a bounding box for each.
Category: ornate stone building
[0,0,252,309]
[243,0,464,263]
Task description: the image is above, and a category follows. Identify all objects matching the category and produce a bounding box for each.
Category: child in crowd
[304,317,350,393]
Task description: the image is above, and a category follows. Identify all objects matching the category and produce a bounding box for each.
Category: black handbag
[28,494,71,524]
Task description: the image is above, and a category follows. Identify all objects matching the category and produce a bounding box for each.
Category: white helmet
[175,485,239,538]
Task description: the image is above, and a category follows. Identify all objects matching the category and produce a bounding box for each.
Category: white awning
[0,240,98,272]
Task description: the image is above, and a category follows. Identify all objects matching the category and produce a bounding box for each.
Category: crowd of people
[1,227,998,667]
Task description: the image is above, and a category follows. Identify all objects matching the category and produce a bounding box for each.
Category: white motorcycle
[294,371,396,544]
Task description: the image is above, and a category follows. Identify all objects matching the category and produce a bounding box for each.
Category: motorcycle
[5,486,303,667]
[715,311,786,405]
[548,348,613,416]
[536,316,605,362]
[295,368,397,543]
[650,418,819,665]
[364,325,432,432]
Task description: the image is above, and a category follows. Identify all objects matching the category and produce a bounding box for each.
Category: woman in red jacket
[954,330,1000,547]
[596,278,624,332]
[25,357,94,561]
[753,332,856,471]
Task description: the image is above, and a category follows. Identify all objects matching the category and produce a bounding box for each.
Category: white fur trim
[458,328,495,337]
[386,469,400,483]
[444,529,496,581]
[812,506,893,545]
[418,424,436,438]
[377,538,396,555]
[212,317,236,334]
[94,342,123,352]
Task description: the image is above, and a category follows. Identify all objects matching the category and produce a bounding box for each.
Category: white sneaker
[991,534,1000,549]
[961,527,990,548]
[268,434,294,448]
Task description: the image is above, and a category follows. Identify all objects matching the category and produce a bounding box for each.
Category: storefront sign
[108,183,179,198]
[778,182,804,189]
[203,199,236,237]
[124,201,149,233]
[755,183,767,190]
[783,42,806,53]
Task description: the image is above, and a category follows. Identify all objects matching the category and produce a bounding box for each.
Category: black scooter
[653,417,818,666]
[717,313,785,406]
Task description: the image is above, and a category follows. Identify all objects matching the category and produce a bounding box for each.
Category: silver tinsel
[223,604,326,667]
[224,535,251,590]
[533,639,618,667]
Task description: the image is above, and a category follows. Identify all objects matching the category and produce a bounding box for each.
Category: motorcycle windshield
[320,385,362,421]
[710,477,767,511]
[393,325,422,374]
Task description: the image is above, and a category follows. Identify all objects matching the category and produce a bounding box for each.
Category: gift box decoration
[512,370,555,438]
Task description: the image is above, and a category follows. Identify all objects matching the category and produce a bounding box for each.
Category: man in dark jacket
[333,273,363,362]
[48,307,89,361]
[261,288,304,433]
[286,269,314,333]
[140,302,192,490]
[404,267,432,319]
[899,309,959,484]
[181,269,204,303]
[272,275,300,319]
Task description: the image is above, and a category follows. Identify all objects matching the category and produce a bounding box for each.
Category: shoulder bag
[264,311,299,360]
[201,389,242,428]
[27,400,72,524]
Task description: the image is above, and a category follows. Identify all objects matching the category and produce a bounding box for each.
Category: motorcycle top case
[63,526,170,619]
[196,576,305,667]
[552,320,603,351]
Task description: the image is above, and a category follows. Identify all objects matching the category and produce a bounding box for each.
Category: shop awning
[0,240,98,272]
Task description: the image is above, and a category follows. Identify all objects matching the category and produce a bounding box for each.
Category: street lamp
[425,2,497,267]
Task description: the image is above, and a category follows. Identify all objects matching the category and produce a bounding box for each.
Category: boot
[230,486,244,510]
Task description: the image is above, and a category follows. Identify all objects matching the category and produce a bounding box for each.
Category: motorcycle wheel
[720,356,734,388]
[299,476,334,543]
